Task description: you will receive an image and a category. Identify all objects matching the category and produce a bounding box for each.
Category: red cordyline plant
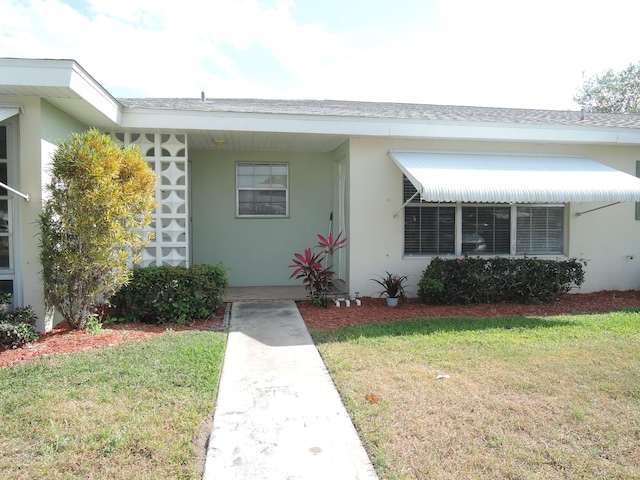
[289,232,347,306]
[317,231,346,256]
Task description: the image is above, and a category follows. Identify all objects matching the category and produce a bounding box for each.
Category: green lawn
[312,311,640,480]
[0,330,226,479]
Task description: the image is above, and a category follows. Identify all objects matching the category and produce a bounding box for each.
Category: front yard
[1,291,639,479]
[312,311,640,479]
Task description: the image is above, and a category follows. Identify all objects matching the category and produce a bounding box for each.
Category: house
[3,57,640,332]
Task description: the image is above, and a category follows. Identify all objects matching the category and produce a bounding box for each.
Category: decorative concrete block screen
[113,132,189,267]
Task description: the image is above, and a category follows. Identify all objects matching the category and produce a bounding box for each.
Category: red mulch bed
[2,290,640,369]
[298,289,640,331]
[0,316,224,369]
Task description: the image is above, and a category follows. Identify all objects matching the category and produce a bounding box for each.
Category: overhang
[389,150,640,203]
[0,58,121,127]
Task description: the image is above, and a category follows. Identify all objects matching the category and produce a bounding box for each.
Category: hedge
[110,264,228,325]
[418,257,585,305]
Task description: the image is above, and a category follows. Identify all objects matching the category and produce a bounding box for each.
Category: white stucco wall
[346,137,640,297]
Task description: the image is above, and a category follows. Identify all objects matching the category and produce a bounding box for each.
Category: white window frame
[236,162,289,218]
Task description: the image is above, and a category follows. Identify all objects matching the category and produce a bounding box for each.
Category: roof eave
[120,107,640,146]
[0,58,123,127]
[388,120,640,145]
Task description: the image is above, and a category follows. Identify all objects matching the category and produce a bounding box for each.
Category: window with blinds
[0,126,10,269]
[405,205,455,254]
[462,206,510,255]
[402,176,564,256]
[0,124,14,300]
[516,206,564,255]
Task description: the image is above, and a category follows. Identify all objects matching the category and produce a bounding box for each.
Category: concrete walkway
[202,301,378,480]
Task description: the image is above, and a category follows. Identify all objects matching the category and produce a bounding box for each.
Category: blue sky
[1,0,639,110]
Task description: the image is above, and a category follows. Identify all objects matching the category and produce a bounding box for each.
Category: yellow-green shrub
[38,129,156,329]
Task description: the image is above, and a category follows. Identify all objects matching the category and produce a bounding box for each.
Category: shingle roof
[118,98,640,130]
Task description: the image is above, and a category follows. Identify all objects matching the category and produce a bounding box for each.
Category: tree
[574,62,640,114]
[39,129,157,329]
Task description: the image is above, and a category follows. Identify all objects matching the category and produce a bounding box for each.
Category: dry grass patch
[312,312,640,479]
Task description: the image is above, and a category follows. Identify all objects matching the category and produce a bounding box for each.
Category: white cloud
[1,0,639,108]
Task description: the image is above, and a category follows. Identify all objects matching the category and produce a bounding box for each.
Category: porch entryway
[224,285,308,302]
[224,280,347,302]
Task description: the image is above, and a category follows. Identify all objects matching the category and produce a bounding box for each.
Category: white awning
[389,150,640,203]
[0,106,20,122]
[0,106,28,201]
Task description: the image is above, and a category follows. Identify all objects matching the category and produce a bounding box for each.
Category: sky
[1,0,639,110]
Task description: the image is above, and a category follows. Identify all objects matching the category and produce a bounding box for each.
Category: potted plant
[371,272,408,307]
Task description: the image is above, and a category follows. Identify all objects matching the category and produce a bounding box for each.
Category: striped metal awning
[0,106,20,122]
[389,150,640,203]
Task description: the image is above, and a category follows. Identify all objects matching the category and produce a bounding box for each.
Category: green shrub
[110,264,228,325]
[0,295,39,349]
[1,322,39,346]
[418,257,585,305]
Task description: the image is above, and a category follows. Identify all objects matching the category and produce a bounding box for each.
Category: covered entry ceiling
[389,150,640,203]
[186,130,349,152]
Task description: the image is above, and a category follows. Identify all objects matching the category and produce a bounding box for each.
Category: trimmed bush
[0,294,39,349]
[418,257,585,305]
[110,264,228,325]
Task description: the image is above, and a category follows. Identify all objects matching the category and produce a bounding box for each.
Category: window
[462,205,511,255]
[403,177,564,256]
[516,206,564,254]
[404,177,455,254]
[0,127,11,269]
[405,206,455,254]
[0,124,14,304]
[636,160,640,220]
[236,163,288,217]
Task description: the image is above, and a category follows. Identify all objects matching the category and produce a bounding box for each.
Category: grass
[0,330,226,479]
[312,312,640,479]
